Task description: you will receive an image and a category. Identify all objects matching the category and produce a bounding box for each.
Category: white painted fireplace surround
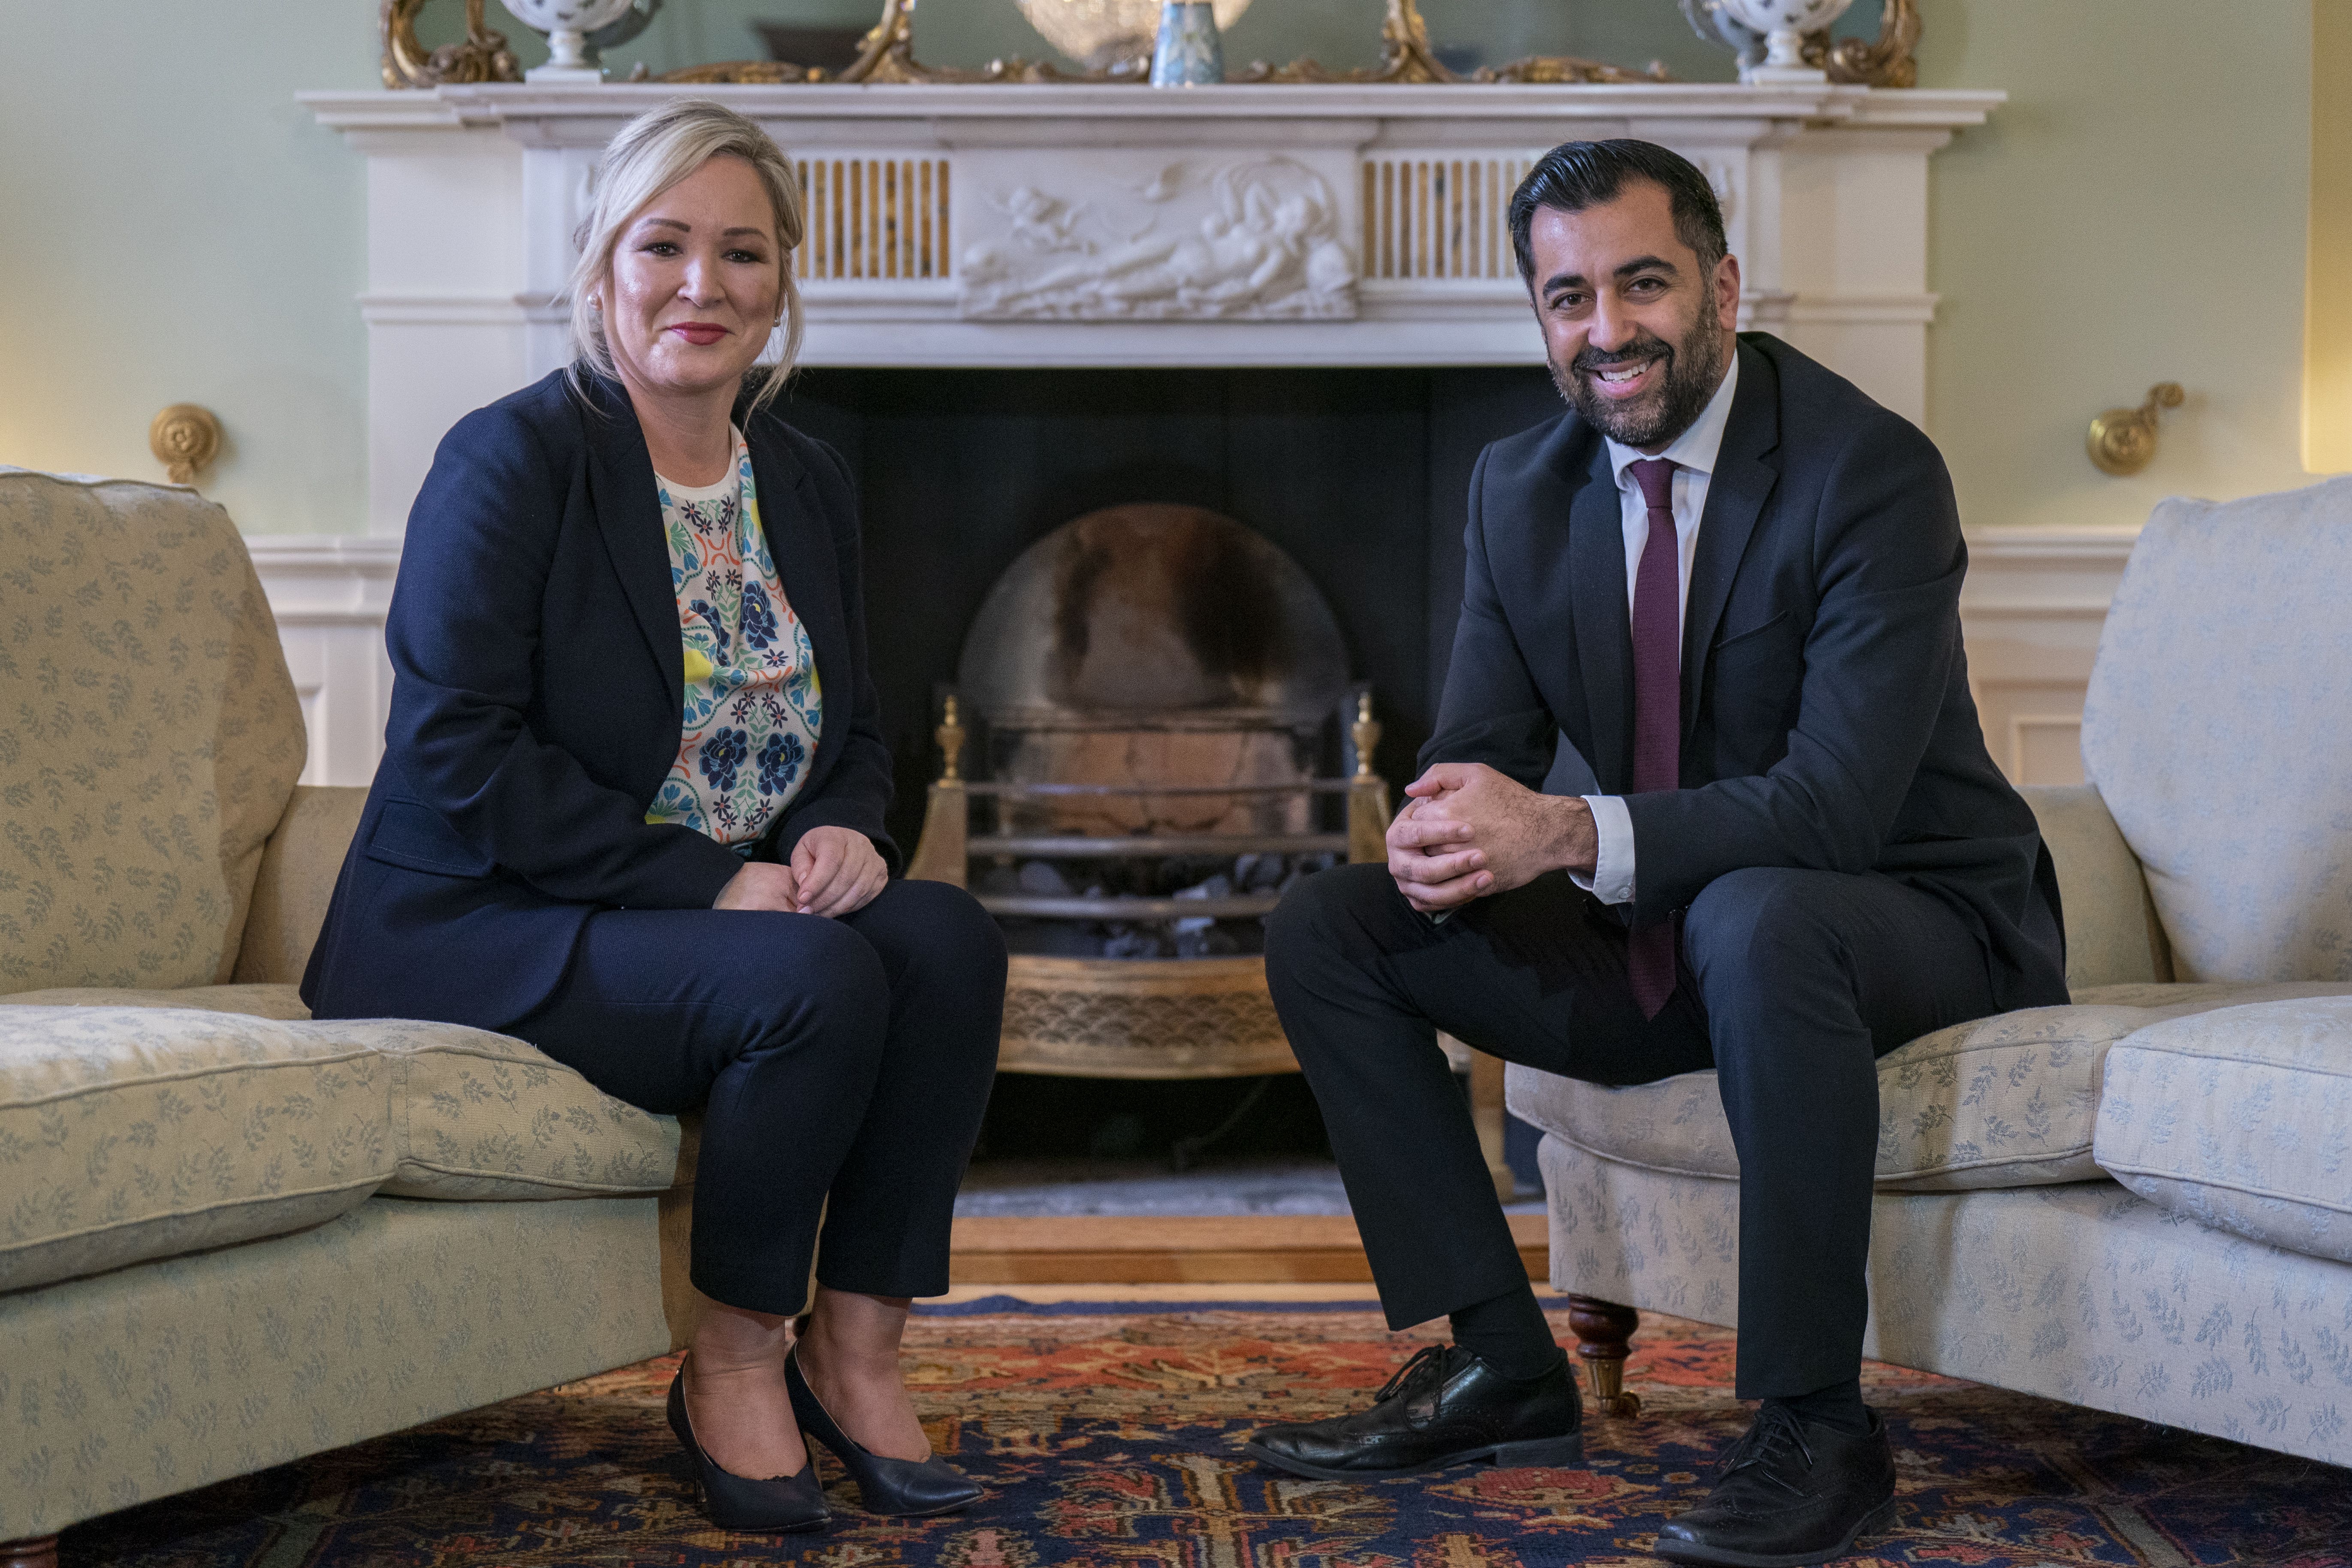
[276,79,2125,788]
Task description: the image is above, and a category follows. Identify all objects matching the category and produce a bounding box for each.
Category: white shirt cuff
[1570,794,1636,906]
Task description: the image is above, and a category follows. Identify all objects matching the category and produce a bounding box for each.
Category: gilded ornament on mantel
[546,0,1680,89]
[1805,0,1920,87]
[664,0,958,85]
[379,0,519,89]
[373,0,1707,91]
[1234,1,1666,86]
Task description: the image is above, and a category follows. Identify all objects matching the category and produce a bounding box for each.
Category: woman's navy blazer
[301,369,898,1031]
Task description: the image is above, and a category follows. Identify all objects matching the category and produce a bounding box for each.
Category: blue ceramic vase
[1150,2,1224,87]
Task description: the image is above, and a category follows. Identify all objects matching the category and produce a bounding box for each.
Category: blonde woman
[305,100,1003,1532]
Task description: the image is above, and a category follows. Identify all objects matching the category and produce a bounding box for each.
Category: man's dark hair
[1508,139,1728,283]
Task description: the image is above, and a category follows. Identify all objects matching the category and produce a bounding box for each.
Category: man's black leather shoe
[1655,1403,1898,1567]
[1243,1344,1582,1480]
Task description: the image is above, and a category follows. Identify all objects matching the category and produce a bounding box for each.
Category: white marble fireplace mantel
[304,79,2002,537]
[280,80,2124,795]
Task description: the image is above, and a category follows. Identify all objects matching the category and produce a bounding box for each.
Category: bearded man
[1245,140,2066,1568]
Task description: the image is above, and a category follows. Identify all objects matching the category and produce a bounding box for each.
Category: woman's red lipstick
[670,323,728,345]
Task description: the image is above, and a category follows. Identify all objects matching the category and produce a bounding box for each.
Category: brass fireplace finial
[1346,691,1392,865]
[936,694,966,783]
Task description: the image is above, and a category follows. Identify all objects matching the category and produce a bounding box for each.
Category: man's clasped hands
[1384,763,1603,914]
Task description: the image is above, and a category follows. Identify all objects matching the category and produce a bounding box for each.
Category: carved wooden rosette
[148,404,222,486]
[380,0,520,90]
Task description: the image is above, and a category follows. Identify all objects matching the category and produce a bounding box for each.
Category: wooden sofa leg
[1,1536,60,1568]
[1567,1295,1643,1416]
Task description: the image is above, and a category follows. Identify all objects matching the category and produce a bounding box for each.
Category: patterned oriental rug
[64,1298,2352,1567]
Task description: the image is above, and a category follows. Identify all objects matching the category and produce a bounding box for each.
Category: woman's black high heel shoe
[786,1349,983,1516]
[666,1360,831,1533]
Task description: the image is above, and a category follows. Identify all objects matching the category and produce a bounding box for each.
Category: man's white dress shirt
[1573,353,1741,908]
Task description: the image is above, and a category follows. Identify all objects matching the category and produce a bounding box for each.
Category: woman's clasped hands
[715,825,888,917]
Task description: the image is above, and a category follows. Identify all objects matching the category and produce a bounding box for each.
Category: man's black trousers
[1263,862,2013,1400]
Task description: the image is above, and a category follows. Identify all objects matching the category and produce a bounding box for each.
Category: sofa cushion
[0,1001,683,1292]
[0,469,307,995]
[0,1006,390,1292]
[0,983,677,1197]
[2080,477,2352,983]
[358,1019,683,1200]
[1505,982,2352,1191]
[2095,996,2352,1263]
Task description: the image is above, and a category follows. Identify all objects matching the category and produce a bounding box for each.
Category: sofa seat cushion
[1,984,311,1020]
[0,988,681,1199]
[1505,981,2352,1192]
[0,1006,391,1292]
[0,992,682,1203]
[356,1019,683,1200]
[1,1004,685,1291]
[2095,995,2352,1262]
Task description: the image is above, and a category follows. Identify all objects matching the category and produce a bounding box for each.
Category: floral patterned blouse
[644,430,823,849]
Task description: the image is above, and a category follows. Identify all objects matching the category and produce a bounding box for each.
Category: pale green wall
[0,3,378,533]
[0,1,2314,534]
[1917,0,2316,529]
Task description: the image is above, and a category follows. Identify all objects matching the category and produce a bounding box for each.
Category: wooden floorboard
[949,1212,1547,1285]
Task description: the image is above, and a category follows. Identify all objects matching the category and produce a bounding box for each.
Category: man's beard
[1549,284,1730,449]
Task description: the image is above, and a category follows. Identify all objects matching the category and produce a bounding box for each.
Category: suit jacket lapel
[583,379,684,728]
[1566,437,1634,793]
[1681,340,1781,740]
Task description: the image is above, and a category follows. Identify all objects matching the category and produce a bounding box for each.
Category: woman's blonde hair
[567,99,805,415]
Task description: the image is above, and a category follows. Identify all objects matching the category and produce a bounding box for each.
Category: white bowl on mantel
[507,0,643,81]
[1717,0,1855,82]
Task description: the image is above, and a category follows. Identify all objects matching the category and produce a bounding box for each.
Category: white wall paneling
[247,537,401,787]
[1956,525,2139,787]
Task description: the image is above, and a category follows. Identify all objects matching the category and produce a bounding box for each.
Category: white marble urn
[508,0,641,81]
[1718,0,1854,82]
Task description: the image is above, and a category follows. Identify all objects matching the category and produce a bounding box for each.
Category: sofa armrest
[231,785,368,986]
[2019,782,2171,989]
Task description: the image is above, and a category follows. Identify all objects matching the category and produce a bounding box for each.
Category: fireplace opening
[781,364,1559,1184]
[959,500,1352,962]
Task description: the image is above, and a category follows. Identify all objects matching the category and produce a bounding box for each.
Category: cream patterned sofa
[1513,477,2352,1468]
[0,471,703,1561]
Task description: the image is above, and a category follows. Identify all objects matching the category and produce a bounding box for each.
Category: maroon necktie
[1625,458,1682,1019]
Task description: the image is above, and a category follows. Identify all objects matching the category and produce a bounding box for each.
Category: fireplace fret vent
[793,156,952,283]
[1361,154,1536,282]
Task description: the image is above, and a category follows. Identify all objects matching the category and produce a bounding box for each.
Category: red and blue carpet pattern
[63,1298,2351,1566]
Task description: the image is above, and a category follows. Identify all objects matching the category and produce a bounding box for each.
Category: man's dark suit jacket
[302,369,897,1031]
[1425,333,2066,1011]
